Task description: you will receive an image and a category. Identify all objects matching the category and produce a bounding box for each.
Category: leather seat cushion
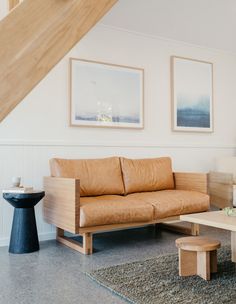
[120,157,174,194]
[79,195,154,227]
[50,157,124,197]
[128,190,209,219]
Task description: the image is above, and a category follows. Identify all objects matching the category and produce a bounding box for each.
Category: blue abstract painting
[172,57,213,132]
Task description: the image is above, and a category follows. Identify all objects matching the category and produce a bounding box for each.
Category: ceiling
[100,0,236,53]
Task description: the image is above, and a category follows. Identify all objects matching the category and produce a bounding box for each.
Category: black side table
[3,191,45,254]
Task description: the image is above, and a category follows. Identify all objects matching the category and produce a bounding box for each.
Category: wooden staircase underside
[9,0,20,10]
[0,0,117,122]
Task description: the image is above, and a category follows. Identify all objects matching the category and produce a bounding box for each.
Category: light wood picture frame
[70,58,144,129]
[171,56,213,132]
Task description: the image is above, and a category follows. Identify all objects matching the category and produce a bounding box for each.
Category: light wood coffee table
[180,211,236,262]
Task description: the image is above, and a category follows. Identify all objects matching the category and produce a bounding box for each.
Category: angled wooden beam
[0,0,118,122]
[9,0,20,10]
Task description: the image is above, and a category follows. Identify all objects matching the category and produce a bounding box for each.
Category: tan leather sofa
[43,156,209,254]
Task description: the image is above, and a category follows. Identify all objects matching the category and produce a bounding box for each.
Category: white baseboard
[0,237,10,247]
[0,231,56,247]
[38,231,56,242]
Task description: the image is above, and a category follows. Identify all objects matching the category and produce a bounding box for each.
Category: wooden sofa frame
[43,172,208,254]
[208,171,236,209]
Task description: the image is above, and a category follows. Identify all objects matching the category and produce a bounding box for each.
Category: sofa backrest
[50,157,124,197]
[120,157,174,194]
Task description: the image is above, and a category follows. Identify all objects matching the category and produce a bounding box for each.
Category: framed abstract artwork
[70,58,144,129]
[171,56,213,132]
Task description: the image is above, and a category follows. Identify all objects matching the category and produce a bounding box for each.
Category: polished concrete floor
[0,225,230,304]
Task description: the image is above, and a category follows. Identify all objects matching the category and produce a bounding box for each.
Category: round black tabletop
[3,191,45,208]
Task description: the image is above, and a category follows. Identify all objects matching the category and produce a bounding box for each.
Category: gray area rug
[87,246,236,304]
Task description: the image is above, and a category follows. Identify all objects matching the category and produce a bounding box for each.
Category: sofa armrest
[208,171,234,209]
[174,172,208,194]
[43,177,80,234]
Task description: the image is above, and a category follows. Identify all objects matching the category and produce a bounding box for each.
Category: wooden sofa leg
[83,233,93,255]
[56,228,93,255]
[191,223,200,236]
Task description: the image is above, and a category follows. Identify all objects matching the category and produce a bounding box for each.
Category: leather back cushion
[120,157,174,194]
[50,157,124,197]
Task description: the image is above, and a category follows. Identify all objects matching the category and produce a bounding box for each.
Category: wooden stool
[176,236,221,280]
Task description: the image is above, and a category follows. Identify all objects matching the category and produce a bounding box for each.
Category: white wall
[0,25,235,246]
[0,0,8,20]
